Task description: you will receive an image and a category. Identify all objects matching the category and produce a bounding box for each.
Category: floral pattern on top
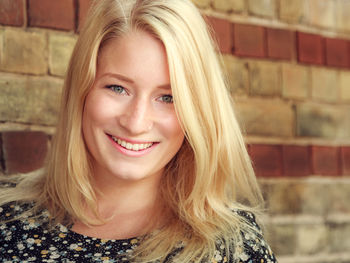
[0,203,277,263]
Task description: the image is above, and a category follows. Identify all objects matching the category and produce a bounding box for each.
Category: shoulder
[0,202,50,242]
[0,202,55,261]
[0,179,47,223]
[0,202,33,221]
[0,178,29,221]
[233,210,277,263]
[0,202,32,244]
[207,209,277,263]
[236,210,263,235]
[0,201,49,230]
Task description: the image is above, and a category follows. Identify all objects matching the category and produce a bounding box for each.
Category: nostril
[118,113,153,134]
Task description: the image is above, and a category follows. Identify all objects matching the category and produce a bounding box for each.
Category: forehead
[96,30,170,85]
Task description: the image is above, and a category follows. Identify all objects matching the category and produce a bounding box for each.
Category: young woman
[0,0,277,262]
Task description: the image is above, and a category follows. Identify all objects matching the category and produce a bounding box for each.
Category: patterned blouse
[0,202,277,263]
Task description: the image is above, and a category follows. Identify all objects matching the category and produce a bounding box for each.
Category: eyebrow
[101,73,134,84]
[100,72,171,90]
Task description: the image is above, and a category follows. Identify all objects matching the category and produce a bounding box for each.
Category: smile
[110,135,154,151]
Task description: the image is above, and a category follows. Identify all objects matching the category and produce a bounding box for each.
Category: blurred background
[0,0,350,262]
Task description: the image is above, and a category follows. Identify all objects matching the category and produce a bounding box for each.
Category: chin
[107,165,163,182]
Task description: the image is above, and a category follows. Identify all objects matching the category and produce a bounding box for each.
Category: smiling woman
[81,31,184,185]
[0,0,276,262]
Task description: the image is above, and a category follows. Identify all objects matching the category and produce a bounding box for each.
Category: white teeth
[111,136,153,151]
[132,144,139,151]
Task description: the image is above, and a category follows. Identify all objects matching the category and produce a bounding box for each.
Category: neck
[71,168,167,240]
[94,173,163,218]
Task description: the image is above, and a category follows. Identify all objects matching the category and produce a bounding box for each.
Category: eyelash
[158,94,173,104]
[106,85,127,95]
[105,85,173,104]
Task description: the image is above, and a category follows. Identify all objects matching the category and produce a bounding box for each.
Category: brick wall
[1,0,350,262]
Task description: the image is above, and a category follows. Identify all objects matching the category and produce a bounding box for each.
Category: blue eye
[159,94,173,104]
[106,85,127,95]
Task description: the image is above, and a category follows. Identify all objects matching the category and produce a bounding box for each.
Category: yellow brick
[263,181,327,215]
[282,63,309,99]
[212,0,245,12]
[328,183,350,213]
[0,29,3,65]
[235,98,294,137]
[340,70,350,102]
[328,221,350,252]
[1,28,47,75]
[279,0,306,23]
[336,0,350,31]
[296,103,350,139]
[264,223,297,255]
[308,0,336,28]
[248,0,276,18]
[191,0,210,8]
[249,60,281,96]
[311,67,338,103]
[297,224,328,254]
[49,33,77,77]
[0,73,63,125]
[222,55,248,95]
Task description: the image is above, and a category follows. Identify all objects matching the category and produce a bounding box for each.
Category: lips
[108,134,155,152]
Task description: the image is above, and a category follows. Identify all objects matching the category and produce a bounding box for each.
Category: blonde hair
[0,0,263,262]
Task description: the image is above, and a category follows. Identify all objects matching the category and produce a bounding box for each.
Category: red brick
[297,32,325,65]
[267,28,295,60]
[340,147,350,175]
[233,23,267,58]
[311,146,340,176]
[282,145,311,177]
[325,38,349,68]
[0,0,24,26]
[205,16,233,54]
[2,131,49,174]
[78,0,92,31]
[248,144,283,177]
[28,0,75,31]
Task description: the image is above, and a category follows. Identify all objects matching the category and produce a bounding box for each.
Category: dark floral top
[0,203,277,263]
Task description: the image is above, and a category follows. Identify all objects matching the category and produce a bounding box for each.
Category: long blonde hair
[1,0,263,262]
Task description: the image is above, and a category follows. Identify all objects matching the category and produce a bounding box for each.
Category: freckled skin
[82,30,185,186]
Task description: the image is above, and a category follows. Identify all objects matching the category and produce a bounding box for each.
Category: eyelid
[157,94,173,104]
[105,84,129,95]
[104,85,172,103]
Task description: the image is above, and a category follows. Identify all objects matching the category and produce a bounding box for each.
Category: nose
[119,97,153,135]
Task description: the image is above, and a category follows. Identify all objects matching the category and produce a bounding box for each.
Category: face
[82,30,184,184]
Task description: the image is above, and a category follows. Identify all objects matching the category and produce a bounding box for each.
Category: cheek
[161,114,184,144]
[83,92,112,127]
